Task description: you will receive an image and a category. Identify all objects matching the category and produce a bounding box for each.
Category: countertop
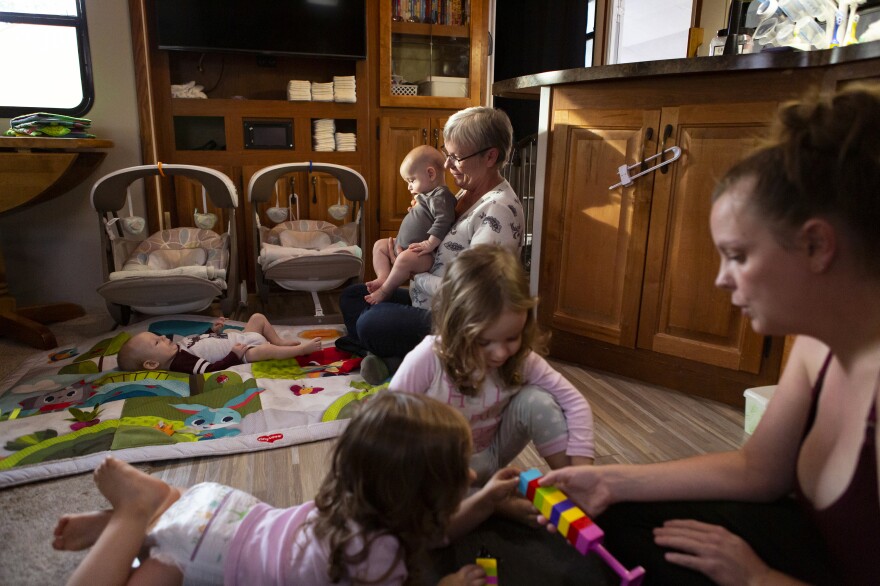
[493,40,880,98]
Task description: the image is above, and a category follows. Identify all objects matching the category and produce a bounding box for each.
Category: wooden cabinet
[543,107,658,349]
[379,0,489,108]
[376,1,490,247]
[378,114,458,238]
[493,38,880,405]
[128,0,372,291]
[542,95,780,402]
[637,103,778,373]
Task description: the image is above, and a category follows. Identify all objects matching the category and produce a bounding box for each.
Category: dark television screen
[155,0,367,60]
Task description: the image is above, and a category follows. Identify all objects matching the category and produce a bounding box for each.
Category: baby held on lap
[365,145,457,304]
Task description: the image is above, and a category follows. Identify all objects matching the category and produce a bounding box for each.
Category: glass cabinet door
[380,0,485,108]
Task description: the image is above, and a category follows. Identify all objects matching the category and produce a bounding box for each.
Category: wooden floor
[142,291,748,508]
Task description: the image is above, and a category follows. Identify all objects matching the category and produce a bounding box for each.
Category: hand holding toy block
[475,547,499,584]
[519,469,646,586]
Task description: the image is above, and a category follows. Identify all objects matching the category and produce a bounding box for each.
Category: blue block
[549,498,576,526]
[519,468,543,497]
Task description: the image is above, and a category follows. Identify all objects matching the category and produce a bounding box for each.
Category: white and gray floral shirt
[410,179,523,309]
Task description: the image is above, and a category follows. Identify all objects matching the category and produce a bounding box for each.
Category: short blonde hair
[400,144,446,177]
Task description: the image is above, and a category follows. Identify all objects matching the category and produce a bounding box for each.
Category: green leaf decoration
[58,360,99,375]
[4,429,58,451]
[71,332,132,371]
[65,405,103,422]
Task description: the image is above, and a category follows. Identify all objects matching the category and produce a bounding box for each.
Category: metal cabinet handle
[422,128,428,144]
[640,127,654,172]
[433,128,440,149]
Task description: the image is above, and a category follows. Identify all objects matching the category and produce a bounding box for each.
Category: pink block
[574,523,604,555]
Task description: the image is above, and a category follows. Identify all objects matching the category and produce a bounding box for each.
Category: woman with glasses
[337,106,523,384]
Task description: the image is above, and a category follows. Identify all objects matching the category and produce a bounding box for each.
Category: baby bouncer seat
[91,164,239,325]
[248,162,367,322]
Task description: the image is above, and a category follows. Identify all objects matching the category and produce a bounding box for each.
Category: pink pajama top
[225,501,406,585]
[389,335,594,458]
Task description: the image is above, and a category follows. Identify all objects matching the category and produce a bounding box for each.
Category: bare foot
[296,337,322,355]
[364,287,392,305]
[365,278,385,293]
[52,510,112,551]
[93,457,178,521]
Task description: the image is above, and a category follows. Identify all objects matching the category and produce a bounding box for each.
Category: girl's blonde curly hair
[432,244,548,396]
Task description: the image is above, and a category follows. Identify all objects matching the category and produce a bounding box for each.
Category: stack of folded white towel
[313,119,336,151]
[311,82,334,102]
[334,132,357,152]
[333,76,357,103]
[287,80,311,101]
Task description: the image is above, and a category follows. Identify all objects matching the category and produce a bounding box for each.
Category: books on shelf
[398,0,468,26]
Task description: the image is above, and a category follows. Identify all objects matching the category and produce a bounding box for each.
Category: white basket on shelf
[391,84,418,96]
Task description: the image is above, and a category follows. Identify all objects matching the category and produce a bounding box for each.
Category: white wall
[0,0,142,314]
[612,0,693,63]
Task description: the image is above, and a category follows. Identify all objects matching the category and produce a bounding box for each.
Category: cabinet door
[379,116,429,233]
[637,102,778,372]
[378,116,456,234]
[541,108,661,347]
[379,0,487,108]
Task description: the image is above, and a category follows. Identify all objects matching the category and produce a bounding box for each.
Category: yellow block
[476,557,497,576]
[534,486,565,518]
[557,505,586,537]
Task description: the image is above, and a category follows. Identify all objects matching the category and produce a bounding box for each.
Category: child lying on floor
[53,392,520,585]
[116,313,322,374]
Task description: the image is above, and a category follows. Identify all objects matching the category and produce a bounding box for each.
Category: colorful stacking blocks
[518,469,646,586]
[475,548,499,584]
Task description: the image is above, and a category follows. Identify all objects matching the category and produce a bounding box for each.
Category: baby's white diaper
[146,482,261,585]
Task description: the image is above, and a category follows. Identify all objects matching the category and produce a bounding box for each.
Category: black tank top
[795,353,880,584]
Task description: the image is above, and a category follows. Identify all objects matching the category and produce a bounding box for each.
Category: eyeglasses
[441,145,493,164]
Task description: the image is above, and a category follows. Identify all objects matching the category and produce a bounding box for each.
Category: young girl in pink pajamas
[389,245,595,524]
[53,392,520,586]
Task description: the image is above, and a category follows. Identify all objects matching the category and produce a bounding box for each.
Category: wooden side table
[0,136,114,349]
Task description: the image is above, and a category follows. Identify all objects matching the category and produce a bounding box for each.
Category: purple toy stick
[592,543,646,586]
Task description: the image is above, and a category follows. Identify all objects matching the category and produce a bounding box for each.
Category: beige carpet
[0,312,128,585]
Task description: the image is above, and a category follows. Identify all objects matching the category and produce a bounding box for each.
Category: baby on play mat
[117,313,322,374]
